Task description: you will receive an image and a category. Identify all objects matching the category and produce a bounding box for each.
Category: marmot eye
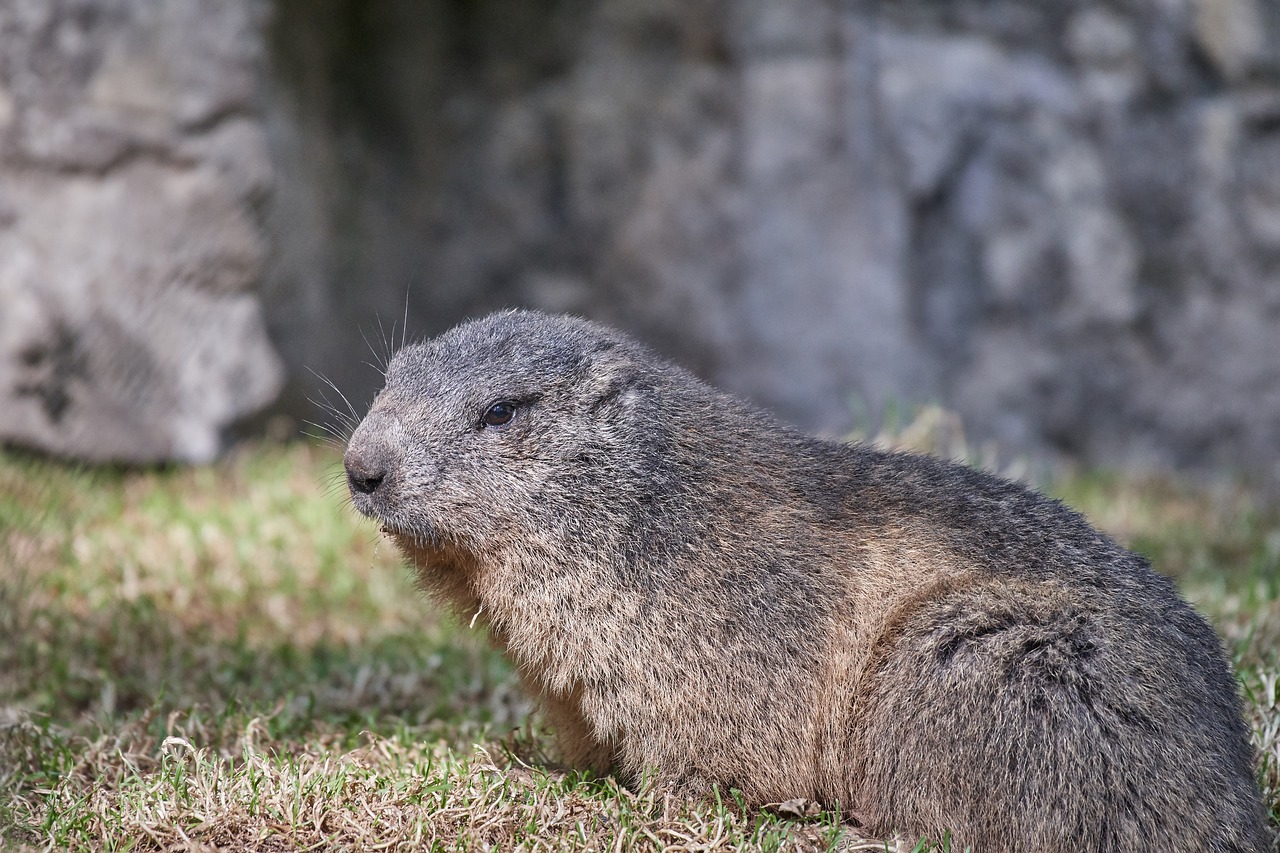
[481,401,517,428]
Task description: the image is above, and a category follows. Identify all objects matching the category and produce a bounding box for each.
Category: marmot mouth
[368,515,448,549]
[378,521,436,546]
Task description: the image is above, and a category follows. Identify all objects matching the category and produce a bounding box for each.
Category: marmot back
[344,309,1270,852]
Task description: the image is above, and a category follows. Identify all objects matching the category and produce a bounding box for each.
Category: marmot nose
[344,449,388,495]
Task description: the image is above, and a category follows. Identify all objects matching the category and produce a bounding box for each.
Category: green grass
[0,437,1277,851]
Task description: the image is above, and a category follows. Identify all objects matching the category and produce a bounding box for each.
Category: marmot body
[344,310,1269,851]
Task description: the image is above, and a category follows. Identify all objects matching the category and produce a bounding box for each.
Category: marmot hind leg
[850,578,1269,853]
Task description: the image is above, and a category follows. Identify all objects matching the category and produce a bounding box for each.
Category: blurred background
[1,0,1278,487]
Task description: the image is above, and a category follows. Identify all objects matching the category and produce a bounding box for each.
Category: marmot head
[343,310,658,555]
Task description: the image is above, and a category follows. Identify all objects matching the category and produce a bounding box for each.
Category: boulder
[4,0,1279,487]
[0,0,282,463]
[266,0,1280,486]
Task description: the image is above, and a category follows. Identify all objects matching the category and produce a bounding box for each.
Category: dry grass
[0,433,1277,851]
[2,714,862,852]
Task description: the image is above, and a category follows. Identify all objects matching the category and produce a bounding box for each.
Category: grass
[1,433,1277,851]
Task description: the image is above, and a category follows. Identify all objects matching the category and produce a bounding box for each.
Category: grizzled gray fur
[344,310,1270,851]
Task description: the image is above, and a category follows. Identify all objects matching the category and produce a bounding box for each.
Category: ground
[1,426,1277,851]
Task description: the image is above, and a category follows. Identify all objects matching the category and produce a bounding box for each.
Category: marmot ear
[581,347,639,417]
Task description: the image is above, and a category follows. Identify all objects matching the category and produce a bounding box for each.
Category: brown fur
[344,310,1270,851]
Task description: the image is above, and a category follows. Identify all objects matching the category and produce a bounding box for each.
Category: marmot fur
[344,310,1270,851]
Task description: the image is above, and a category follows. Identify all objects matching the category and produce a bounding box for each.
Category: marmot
[343,310,1270,851]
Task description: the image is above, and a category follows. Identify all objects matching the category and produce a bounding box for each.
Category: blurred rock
[265,0,1280,488]
[4,0,1280,487]
[0,0,282,463]
[1194,0,1268,82]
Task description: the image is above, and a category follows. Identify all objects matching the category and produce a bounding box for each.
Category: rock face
[0,0,282,463]
[3,0,1279,482]
[267,0,1280,487]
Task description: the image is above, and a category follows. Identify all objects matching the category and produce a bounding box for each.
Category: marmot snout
[344,309,1270,852]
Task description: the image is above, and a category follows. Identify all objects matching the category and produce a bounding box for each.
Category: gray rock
[259,0,1280,490]
[5,0,1280,489]
[0,0,282,463]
